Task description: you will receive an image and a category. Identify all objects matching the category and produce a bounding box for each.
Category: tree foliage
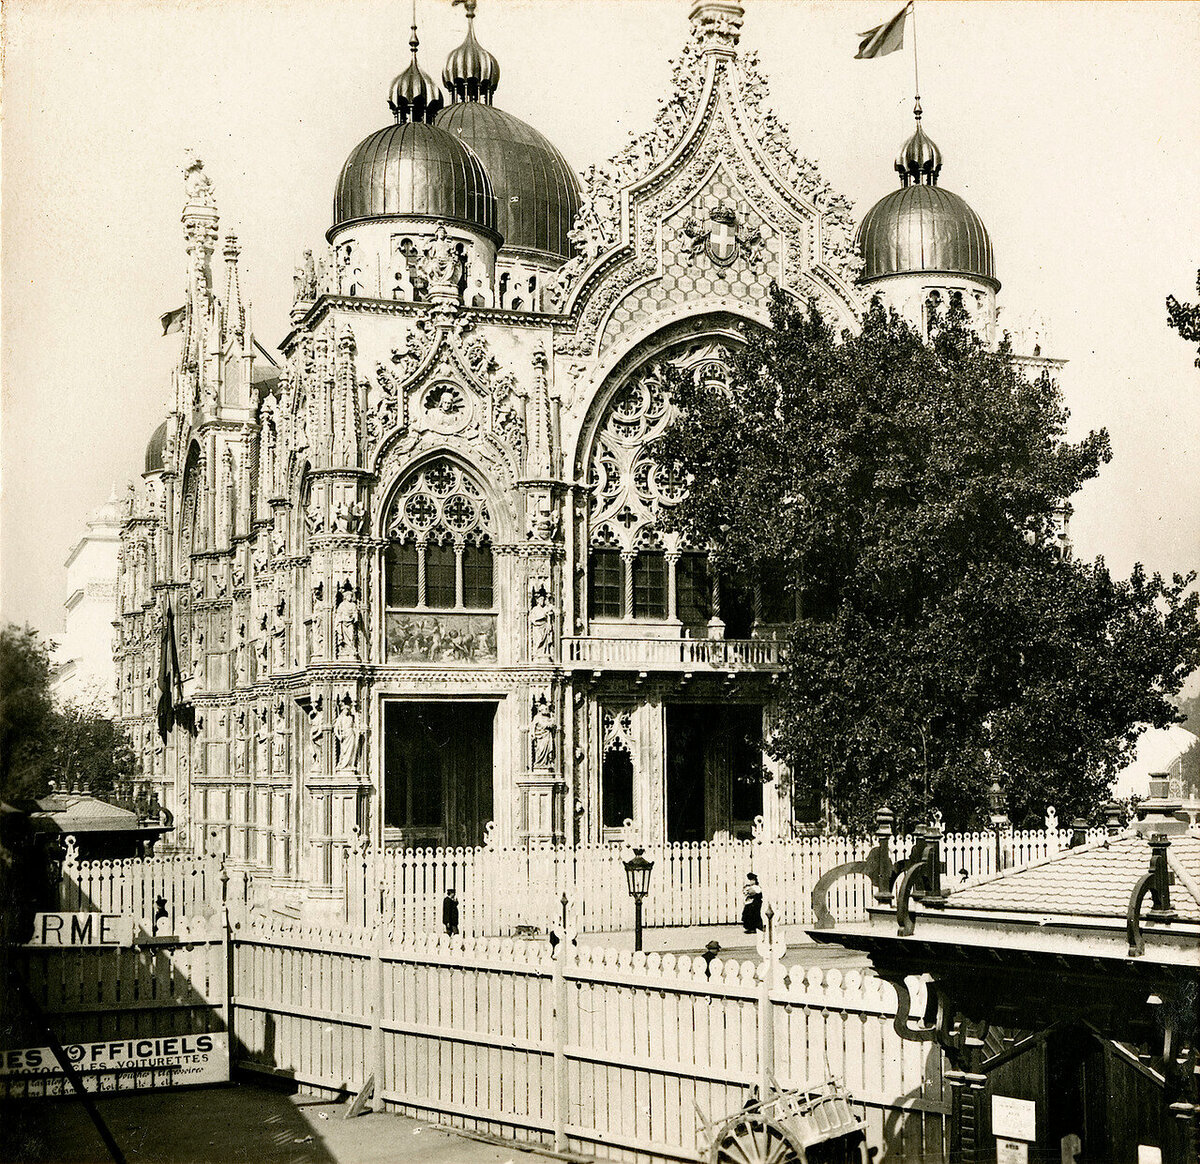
[655,291,1200,832]
[0,623,138,805]
[1166,269,1200,368]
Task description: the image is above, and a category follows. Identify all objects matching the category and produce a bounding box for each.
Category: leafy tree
[0,623,138,805]
[1166,269,1200,367]
[655,291,1200,832]
[0,625,55,803]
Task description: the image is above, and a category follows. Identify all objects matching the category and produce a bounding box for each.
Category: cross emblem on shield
[707,219,738,265]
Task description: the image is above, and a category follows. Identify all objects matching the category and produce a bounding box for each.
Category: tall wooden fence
[56,828,1095,938]
[9,916,953,1162]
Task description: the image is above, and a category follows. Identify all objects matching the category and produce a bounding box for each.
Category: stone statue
[529,586,555,660]
[333,695,361,773]
[422,224,462,290]
[334,582,362,660]
[531,697,556,770]
[183,152,215,208]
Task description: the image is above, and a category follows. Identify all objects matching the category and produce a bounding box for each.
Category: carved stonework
[531,694,557,772]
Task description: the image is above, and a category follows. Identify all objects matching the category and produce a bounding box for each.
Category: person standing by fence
[742,872,763,934]
[442,888,459,937]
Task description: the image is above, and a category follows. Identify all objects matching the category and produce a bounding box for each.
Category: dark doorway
[665,704,763,842]
[384,701,495,848]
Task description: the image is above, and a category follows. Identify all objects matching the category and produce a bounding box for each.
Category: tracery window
[586,342,734,626]
[384,459,494,610]
[383,459,498,664]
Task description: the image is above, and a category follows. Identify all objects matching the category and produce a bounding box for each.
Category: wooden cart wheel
[708,1111,802,1164]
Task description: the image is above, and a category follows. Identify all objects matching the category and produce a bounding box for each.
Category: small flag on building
[855,3,912,59]
[160,306,186,336]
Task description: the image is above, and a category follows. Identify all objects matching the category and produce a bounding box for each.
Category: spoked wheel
[709,1112,802,1164]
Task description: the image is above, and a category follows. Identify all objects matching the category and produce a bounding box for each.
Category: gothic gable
[554,6,862,367]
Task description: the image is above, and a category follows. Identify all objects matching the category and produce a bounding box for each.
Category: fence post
[370,920,385,1112]
[552,940,569,1152]
[220,860,236,1074]
[758,903,779,1098]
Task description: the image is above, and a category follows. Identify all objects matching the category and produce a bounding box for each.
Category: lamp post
[988,779,1009,874]
[622,846,654,952]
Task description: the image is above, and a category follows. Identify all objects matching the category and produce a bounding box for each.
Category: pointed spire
[389,2,444,123]
[444,0,500,104]
[895,99,943,187]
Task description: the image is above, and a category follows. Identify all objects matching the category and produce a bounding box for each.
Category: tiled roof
[947,830,1200,923]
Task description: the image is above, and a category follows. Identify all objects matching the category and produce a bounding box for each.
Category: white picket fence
[56,847,255,933]
[57,827,1100,938]
[340,828,1092,935]
[229,919,952,1162]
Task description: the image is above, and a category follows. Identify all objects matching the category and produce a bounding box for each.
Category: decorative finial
[445,0,499,103]
[388,0,444,123]
[913,97,923,122]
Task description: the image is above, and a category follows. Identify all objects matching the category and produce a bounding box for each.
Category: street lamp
[988,780,1009,873]
[622,846,654,952]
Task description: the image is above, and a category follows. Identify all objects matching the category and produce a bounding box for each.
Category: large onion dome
[145,419,169,474]
[331,23,496,238]
[857,107,997,289]
[434,2,579,261]
[435,103,580,260]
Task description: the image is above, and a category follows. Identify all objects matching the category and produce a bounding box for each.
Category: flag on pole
[157,598,186,741]
[160,306,186,336]
[855,3,912,59]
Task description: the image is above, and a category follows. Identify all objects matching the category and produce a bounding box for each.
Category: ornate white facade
[113,2,1055,898]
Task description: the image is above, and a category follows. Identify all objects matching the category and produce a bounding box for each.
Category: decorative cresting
[385,458,493,547]
[587,341,730,552]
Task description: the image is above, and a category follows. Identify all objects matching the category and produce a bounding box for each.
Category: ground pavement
[0,1084,586,1164]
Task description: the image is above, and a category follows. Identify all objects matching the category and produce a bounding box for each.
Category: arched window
[384,459,494,611]
[586,342,728,625]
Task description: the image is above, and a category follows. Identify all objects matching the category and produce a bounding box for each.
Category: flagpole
[910,0,921,112]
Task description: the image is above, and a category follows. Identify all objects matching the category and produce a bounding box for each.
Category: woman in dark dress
[742,872,763,934]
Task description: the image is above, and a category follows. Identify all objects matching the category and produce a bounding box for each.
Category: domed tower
[329,19,499,304]
[434,0,581,311]
[857,104,998,343]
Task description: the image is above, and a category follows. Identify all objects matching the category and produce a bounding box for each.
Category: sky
[2,0,1199,661]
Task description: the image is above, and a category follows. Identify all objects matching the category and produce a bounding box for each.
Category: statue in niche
[252,540,268,573]
[334,581,362,661]
[529,585,555,660]
[272,704,287,773]
[235,621,249,682]
[310,608,325,660]
[271,527,287,558]
[271,621,287,670]
[333,694,361,773]
[305,502,324,535]
[233,711,247,775]
[307,694,324,771]
[421,224,462,290]
[333,499,366,534]
[531,696,556,771]
[231,559,245,588]
[255,707,270,772]
[191,576,205,600]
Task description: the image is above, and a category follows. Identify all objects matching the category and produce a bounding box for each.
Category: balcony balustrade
[561,635,782,671]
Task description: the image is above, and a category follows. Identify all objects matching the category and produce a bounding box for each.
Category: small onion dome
[895,122,943,186]
[443,2,500,104]
[331,121,497,237]
[435,103,580,260]
[857,113,997,289]
[389,25,444,124]
[145,418,169,474]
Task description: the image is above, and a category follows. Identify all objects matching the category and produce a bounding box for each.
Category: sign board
[27,913,135,948]
[992,1094,1037,1142]
[996,1139,1029,1164]
[0,1033,228,1097]
[1137,1147,1162,1164]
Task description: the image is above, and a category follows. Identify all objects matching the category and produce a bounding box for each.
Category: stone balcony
[561,635,782,672]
